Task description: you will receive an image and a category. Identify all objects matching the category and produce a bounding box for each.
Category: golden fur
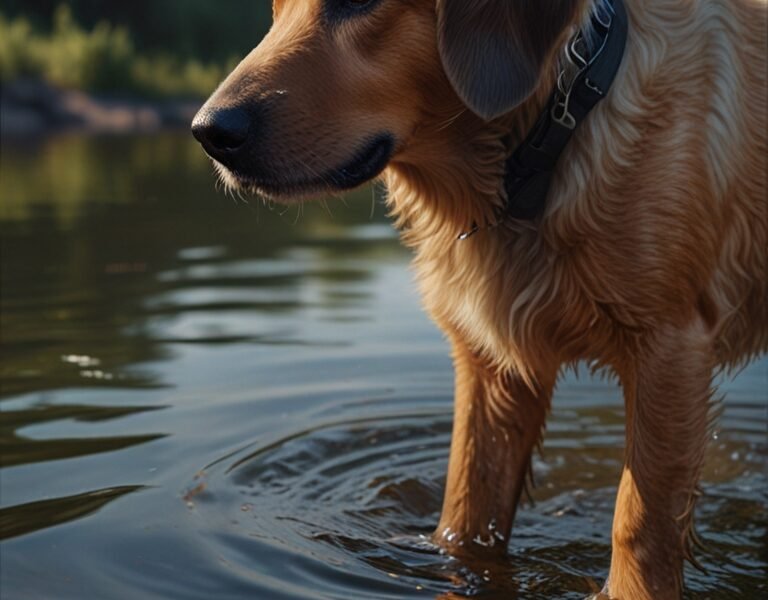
[193,1,768,597]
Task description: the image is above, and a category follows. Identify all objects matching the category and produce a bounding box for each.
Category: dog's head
[192,0,584,201]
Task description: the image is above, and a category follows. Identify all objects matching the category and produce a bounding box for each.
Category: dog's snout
[192,106,251,158]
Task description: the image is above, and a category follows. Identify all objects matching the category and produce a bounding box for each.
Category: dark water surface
[1,133,766,599]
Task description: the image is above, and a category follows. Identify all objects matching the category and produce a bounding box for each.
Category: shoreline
[1,78,202,137]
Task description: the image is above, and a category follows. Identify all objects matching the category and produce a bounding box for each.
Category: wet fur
[197,0,767,597]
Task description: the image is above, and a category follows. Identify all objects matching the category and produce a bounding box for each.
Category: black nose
[191,106,251,158]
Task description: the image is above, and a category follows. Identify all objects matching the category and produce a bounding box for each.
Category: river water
[1,132,765,599]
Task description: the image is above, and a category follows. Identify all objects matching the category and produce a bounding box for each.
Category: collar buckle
[552,93,578,130]
[594,1,614,30]
[503,0,628,221]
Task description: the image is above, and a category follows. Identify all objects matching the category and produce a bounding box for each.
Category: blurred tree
[1,0,272,62]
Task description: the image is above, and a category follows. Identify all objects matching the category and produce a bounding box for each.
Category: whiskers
[210,161,265,222]
[207,150,369,228]
[319,198,334,218]
[213,161,248,205]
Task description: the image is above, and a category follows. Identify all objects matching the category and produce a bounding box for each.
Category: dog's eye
[343,0,375,8]
[325,0,379,22]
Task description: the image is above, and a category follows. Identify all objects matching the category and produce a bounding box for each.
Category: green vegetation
[0,3,270,98]
[1,0,271,63]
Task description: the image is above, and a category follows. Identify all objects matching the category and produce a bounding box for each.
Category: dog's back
[698,0,767,364]
[651,0,768,364]
[545,0,768,370]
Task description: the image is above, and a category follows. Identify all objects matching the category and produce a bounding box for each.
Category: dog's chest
[410,230,606,368]
[412,235,540,363]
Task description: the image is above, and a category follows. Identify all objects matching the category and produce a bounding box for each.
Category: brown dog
[191,1,767,597]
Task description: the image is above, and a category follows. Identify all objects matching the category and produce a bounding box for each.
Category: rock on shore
[1,78,202,136]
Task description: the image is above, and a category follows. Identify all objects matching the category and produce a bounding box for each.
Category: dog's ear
[436,0,583,121]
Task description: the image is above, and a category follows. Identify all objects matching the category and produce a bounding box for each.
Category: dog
[191,1,767,597]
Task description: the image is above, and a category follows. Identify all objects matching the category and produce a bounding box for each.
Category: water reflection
[1,403,166,468]
[0,485,144,540]
[0,133,765,599]
[1,133,396,404]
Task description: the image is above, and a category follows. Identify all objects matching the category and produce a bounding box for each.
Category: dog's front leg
[435,339,555,555]
[607,316,714,600]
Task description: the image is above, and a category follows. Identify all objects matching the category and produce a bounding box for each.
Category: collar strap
[504,0,628,220]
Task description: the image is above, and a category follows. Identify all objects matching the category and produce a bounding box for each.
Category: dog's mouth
[328,135,395,190]
[217,135,395,201]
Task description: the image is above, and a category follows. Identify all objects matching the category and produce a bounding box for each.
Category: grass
[0,5,235,99]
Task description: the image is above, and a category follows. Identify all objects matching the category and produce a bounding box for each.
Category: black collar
[504,0,628,220]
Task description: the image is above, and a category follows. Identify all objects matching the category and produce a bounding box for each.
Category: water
[1,132,766,599]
